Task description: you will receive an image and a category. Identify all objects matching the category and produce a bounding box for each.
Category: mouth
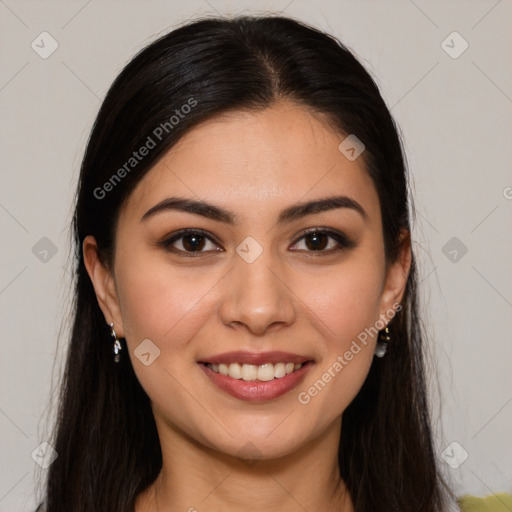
[203,361,308,381]
[197,351,315,401]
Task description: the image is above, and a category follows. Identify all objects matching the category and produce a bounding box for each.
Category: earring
[109,322,122,363]
[375,323,391,358]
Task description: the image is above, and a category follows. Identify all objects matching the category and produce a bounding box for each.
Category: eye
[290,228,355,255]
[159,229,222,257]
[159,227,355,257]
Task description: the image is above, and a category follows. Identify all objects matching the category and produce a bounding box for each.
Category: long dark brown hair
[38,14,456,511]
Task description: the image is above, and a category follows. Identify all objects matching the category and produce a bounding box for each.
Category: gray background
[1,0,511,510]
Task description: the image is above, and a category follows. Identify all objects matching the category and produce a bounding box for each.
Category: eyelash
[158,228,356,258]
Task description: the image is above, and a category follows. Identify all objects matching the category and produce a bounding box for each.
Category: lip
[197,350,312,366]
[199,360,315,402]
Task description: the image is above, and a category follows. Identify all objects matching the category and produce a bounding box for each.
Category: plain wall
[1,1,511,510]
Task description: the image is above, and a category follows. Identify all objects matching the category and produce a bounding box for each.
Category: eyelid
[158,228,222,256]
[158,227,355,255]
[291,227,356,252]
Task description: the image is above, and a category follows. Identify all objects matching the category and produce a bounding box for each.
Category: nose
[220,244,296,336]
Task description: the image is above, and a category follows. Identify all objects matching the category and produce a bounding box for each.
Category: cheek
[113,254,223,421]
[293,253,383,415]
[297,252,384,344]
[114,249,218,356]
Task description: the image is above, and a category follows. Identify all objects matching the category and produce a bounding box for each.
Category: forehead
[119,100,379,224]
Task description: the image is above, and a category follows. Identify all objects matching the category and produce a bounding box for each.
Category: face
[84,99,409,460]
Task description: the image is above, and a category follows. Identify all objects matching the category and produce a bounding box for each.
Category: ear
[378,228,411,321]
[82,235,125,337]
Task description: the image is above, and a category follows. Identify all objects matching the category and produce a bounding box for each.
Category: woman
[37,14,456,511]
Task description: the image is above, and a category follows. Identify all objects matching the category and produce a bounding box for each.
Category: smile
[199,360,314,401]
[205,362,303,381]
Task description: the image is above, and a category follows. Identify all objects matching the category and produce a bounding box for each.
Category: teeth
[241,364,258,381]
[228,363,242,379]
[257,363,275,381]
[274,362,286,378]
[206,361,305,381]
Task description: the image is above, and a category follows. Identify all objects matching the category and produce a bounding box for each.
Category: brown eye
[303,231,330,251]
[291,229,355,254]
[160,229,222,256]
[159,227,355,258]
[180,233,207,252]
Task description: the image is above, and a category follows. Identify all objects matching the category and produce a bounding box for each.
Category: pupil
[183,234,205,251]
[306,232,327,251]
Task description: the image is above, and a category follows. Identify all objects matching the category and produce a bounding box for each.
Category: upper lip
[198,351,313,366]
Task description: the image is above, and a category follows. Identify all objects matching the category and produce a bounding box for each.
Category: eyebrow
[140,195,367,224]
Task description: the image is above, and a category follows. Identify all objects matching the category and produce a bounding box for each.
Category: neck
[135,417,353,512]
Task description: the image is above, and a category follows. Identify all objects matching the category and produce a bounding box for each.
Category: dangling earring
[375,323,391,358]
[109,322,122,363]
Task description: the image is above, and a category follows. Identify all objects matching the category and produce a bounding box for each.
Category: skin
[83,99,411,511]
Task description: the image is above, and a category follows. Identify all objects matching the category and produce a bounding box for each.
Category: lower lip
[199,361,314,402]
